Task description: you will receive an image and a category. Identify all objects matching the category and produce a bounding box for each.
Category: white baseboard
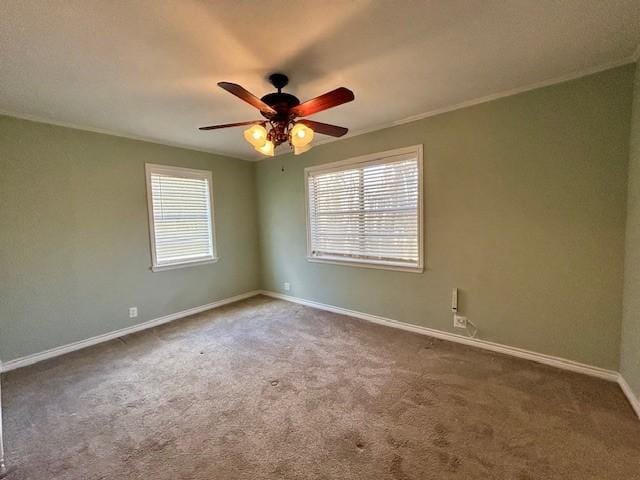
[260,290,619,382]
[618,374,640,419]
[1,288,636,420]
[0,290,261,373]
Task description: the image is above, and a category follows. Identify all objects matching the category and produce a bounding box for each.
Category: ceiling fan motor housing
[261,73,300,123]
[261,92,300,116]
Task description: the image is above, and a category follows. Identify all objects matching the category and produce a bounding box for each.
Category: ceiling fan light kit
[199,73,354,157]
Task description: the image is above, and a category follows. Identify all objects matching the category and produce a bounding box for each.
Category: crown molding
[267,55,638,160]
[0,109,253,162]
[2,52,637,164]
[388,57,637,128]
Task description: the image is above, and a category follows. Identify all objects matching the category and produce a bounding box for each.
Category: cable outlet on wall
[283,282,291,292]
[453,314,467,329]
[129,307,138,318]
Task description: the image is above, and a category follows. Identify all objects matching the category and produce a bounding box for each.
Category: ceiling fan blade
[199,120,265,131]
[218,82,276,115]
[298,119,348,137]
[291,87,354,117]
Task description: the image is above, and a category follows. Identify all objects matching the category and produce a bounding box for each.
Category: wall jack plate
[453,314,467,329]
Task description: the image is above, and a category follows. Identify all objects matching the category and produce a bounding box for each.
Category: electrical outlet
[453,315,467,329]
[283,282,291,292]
[129,307,138,318]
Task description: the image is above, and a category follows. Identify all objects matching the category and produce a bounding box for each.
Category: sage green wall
[256,65,635,370]
[621,62,640,398]
[0,116,260,361]
[1,65,635,371]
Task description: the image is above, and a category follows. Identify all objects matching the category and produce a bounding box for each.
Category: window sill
[151,257,218,272]
[306,256,423,273]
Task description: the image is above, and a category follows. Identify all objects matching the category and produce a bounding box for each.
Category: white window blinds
[145,164,216,271]
[306,147,423,271]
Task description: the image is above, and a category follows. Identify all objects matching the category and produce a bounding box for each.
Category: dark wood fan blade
[199,120,265,131]
[298,119,348,137]
[218,82,276,115]
[291,87,354,117]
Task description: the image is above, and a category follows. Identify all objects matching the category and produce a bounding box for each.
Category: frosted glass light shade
[294,144,312,155]
[290,123,314,147]
[243,124,268,147]
[255,140,275,156]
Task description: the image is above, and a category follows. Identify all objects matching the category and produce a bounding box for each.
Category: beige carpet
[2,295,639,479]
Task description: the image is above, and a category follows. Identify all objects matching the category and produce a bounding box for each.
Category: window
[305,145,423,272]
[145,164,217,271]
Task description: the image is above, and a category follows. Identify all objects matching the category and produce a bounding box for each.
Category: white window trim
[304,145,424,273]
[145,163,218,272]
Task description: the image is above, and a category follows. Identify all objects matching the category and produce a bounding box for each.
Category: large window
[145,164,217,271]
[305,145,423,272]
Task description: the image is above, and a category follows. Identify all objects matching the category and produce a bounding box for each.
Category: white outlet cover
[283,282,291,291]
[129,307,138,318]
[453,315,467,329]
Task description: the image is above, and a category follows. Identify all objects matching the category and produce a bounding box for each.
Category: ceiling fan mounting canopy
[199,72,355,156]
[268,73,289,91]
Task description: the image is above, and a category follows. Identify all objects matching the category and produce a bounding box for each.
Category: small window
[145,164,217,272]
[305,145,423,272]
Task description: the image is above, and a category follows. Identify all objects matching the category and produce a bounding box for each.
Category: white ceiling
[1,1,639,161]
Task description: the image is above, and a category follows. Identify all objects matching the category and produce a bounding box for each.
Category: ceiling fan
[199,73,354,156]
